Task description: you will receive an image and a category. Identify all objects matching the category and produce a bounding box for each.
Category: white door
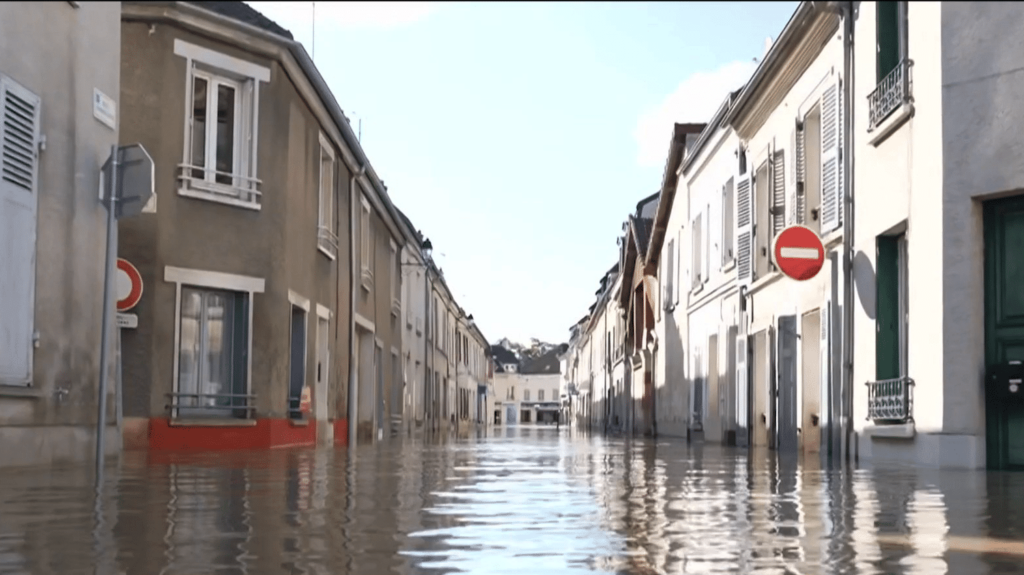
[0,77,41,386]
[315,316,329,422]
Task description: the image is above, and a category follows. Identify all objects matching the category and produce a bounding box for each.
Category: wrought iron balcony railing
[865,377,914,424]
[868,59,913,132]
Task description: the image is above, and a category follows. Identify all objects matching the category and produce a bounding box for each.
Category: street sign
[116,258,143,312]
[116,313,138,329]
[772,225,826,281]
[101,143,154,219]
[300,386,312,413]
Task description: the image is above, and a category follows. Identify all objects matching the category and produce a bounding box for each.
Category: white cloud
[247,2,442,33]
[633,60,757,168]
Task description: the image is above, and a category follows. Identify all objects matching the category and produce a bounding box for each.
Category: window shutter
[736,153,753,286]
[794,120,806,225]
[675,227,682,304]
[820,82,842,233]
[722,178,735,267]
[819,297,831,430]
[0,75,41,386]
[772,148,786,238]
[666,239,675,308]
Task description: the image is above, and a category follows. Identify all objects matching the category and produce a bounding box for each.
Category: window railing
[178,164,262,207]
[868,59,913,132]
[865,377,914,424]
[318,226,339,258]
[167,392,257,419]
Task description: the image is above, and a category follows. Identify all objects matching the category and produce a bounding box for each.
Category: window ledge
[169,418,258,428]
[865,421,915,439]
[746,270,784,297]
[361,269,373,292]
[0,386,44,399]
[178,186,261,211]
[721,260,736,274]
[868,102,914,147]
[289,418,310,427]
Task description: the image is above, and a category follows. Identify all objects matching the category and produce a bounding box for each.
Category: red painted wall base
[333,419,349,446]
[146,418,317,451]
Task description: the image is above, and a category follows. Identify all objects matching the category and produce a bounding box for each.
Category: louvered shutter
[820,82,842,233]
[793,121,805,225]
[736,152,753,286]
[0,76,41,386]
[772,148,786,238]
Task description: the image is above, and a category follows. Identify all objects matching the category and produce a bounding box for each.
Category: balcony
[866,376,914,424]
[867,59,913,134]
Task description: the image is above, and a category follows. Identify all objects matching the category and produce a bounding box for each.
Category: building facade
[117,1,407,451]
[0,1,122,467]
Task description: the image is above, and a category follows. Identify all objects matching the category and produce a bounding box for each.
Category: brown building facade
[117,1,409,451]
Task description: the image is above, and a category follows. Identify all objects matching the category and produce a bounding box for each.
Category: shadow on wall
[854,250,876,321]
[657,309,689,437]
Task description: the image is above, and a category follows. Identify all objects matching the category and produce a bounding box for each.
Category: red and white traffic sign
[772,225,826,281]
[116,258,144,312]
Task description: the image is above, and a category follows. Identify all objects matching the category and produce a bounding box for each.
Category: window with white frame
[691,212,703,289]
[174,40,268,209]
[539,389,545,402]
[391,240,400,309]
[317,134,337,257]
[360,196,372,287]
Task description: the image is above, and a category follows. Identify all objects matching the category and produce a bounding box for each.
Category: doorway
[374,344,384,440]
[801,310,822,454]
[314,315,329,437]
[776,315,799,454]
[984,194,1024,470]
[288,305,307,420]
[707,334,721,443]
[752,329,769,447]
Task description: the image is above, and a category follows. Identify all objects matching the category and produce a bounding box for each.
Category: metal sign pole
[95,145,119,486]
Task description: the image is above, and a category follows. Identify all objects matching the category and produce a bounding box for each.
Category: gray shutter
[793,121,805,225]
[820,82,841,233]
[736,168,753,286]
[0,76,41,386]
[772,148,786,238]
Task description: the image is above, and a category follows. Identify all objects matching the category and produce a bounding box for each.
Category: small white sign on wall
[93,88,117,131]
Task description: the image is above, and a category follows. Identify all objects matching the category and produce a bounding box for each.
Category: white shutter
[675,227,682,304]
[794,120,806,225]
[722,178,735,267]
[772,148,786,238]
[736,154,753,286]
[0,75,41,386]
[665,239,675,309]
[692,213,703,288]
[820,82,842,233]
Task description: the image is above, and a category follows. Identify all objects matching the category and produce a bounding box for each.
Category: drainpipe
[840,1,856,465]
[423,263,430,434]
[348,166,366,449]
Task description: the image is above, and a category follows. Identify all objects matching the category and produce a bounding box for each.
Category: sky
[248,1,798,345]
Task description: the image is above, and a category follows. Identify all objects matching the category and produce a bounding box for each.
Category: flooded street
[2,426,1024,575]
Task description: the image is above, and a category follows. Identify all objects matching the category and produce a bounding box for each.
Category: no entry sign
[772,225,825,281]
[116,258,144,312]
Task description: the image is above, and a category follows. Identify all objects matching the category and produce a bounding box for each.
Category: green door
[984,194,1024,470]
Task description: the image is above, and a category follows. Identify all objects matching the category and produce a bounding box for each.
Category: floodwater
[1,426,1024,575]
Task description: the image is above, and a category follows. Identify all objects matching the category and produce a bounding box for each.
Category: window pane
[191,76,208,179]
[321,151,333,229]
[215,83,236,185]
[877,1,901,82]
[178,289,203,409]
[177,287,243,418]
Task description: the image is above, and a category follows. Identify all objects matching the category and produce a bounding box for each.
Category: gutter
[724,1,817,126]
[348,167,365,449]
[840,0,856,466]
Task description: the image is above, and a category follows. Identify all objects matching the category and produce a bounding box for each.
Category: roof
[189,1,293,39]
[637,192,660,219]
[520,348,562,375]
[631,216,654,258]
[645,122,706,272]
[490,345,519,368]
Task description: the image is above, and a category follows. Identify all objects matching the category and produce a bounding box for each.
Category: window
[539,390,545,402]
[799,106,823,235]
[876,232,908,380]
[0,74,41,387]
[691,212,703,289]
[390,240,400,315]
[524,389,531,402]
[360,196,372,288]
[317,134,337,258]
[663,239,675,310]
[176,287,250,418]
[552,389,558,401]
[722,177,735,268]
[754,160,771,280]
[174,40,268,209]
[876,2,908,83]
[166,267,264,419]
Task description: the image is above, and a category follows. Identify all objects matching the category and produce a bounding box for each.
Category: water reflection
[0,427,1023,574]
